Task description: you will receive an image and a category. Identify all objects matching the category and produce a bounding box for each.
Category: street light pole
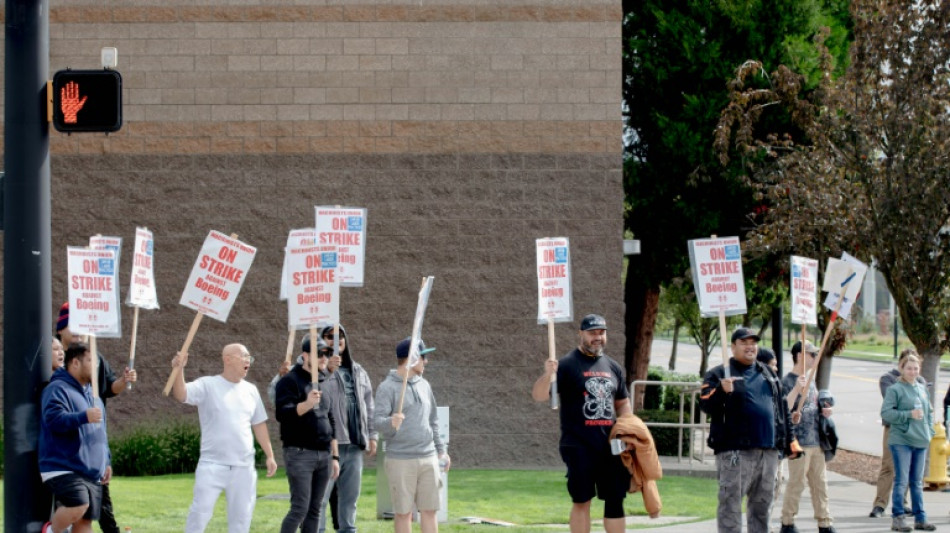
[4,1,52,531]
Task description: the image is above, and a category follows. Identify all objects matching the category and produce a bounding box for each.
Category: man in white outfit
[171,343,278,532]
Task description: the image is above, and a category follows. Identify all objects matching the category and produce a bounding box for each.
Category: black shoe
[819,527,837,533]
[779,525,799,533]
[870,506,886,518]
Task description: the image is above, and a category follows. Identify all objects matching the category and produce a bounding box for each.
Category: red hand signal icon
[60,81,88,124]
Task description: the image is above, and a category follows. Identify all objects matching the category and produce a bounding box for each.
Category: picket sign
[688,236,747,379]
[162,232,255,396]
[536,237,572,410]
[398,276,434,415]
[788,254,867,415]
[126,227,159,390]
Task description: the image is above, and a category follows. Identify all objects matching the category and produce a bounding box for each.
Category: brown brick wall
[2,1,624,468]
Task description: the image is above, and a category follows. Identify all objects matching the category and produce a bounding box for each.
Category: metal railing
[630,380,710,466]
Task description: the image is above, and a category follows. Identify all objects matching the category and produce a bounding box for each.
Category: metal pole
[893,309,898,359]
[772,305,783,376]
[5,1,52,531]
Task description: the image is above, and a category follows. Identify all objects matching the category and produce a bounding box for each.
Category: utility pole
[4,1,52,531]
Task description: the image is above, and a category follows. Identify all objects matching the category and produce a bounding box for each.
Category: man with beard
[700,328,797,533]
[170,343,278,532]
[531,314,632,533]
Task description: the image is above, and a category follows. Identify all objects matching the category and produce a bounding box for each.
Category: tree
[622,0,851,406]
[716,0,950,394]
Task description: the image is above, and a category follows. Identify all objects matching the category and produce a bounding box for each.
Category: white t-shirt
[185,375,268,467]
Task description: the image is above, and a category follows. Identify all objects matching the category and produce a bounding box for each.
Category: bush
[110,420,202,476]
[635,367,703,457]
[643,366,701,414]
[636,409,694,457]
[642,368,665,410]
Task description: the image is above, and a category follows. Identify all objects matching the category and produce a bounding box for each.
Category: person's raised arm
[170,352,188,403]
[531,359,558,402]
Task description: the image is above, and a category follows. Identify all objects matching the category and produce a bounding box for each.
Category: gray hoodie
[374,369,444,459]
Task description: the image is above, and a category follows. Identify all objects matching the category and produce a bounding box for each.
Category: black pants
[99,483,119,533]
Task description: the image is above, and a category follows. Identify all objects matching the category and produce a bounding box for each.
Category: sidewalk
[615,454,950,532]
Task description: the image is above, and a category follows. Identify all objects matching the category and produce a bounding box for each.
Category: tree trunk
[668,318,680,371]
[699,339,710,377]
[815,354,833,391]
[624,263,660,411]
[918,343,943,407]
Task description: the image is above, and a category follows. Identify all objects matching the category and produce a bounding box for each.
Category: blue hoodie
[39,368,109,481]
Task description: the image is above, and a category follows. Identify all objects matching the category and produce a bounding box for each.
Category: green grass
[9,469,718,532]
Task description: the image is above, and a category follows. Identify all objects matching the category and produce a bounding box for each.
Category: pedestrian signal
[52,70,123,133]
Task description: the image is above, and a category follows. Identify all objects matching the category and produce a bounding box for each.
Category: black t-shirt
[556,348,629,450]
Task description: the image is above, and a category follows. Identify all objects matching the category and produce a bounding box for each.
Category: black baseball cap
[396,337,436,359]
[579,314,607,331]
[731,327,760,343]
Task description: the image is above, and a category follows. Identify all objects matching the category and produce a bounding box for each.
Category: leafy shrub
[110,420,201,476]
[635,367,704,457]
[642,366,701,415]
[642,367,665,410]
[636,409,694,457]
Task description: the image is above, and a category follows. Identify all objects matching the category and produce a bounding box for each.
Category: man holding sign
[778,341,837,533]
[700,328,798,533]
[374,338,447,533]
[170,344,278,532]
[531,314,632,533]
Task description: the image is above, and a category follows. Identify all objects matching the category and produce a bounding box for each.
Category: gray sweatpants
[716,448,779,533]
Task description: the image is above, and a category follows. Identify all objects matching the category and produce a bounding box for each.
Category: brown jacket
[609,413,662,518]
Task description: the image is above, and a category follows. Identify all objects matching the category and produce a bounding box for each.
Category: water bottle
[914,397,923,420]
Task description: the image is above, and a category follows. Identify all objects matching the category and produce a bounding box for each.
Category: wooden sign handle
[548,319,558,410]
[310,324,319,388]
[127,306,140,391]
[284,327,295,365]
[90,335,100,401]
[718,309,731,379]
[790,283,846,416]
[162,312,204,396]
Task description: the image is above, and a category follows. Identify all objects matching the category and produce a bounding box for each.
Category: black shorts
[559,445,630,503]
[44,473,102,520]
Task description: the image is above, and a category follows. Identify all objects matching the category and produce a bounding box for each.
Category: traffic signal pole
[4,1,53,531]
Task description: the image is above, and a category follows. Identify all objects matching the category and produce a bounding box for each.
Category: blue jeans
[281,447,332,533]
[318,443,363,533]
[889,444,927,523]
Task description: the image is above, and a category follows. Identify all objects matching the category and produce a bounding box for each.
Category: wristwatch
[332,455,340,461]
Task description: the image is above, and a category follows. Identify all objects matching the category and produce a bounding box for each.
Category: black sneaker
[819,527,837,533]
[779,525,799,533]
[870,506,886,518]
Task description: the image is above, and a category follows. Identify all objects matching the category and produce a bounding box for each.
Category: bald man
[171,344,278,533]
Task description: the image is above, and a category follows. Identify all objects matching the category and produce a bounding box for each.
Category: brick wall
[4,1,624,468]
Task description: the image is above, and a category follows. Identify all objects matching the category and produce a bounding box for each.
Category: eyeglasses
[317,350,332,358]
[230,352,255,364]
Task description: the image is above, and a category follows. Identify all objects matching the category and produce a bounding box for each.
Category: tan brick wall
[24,2,622,155]
[1,1,625,468]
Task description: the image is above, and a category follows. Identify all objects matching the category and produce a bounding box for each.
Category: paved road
[649,339,950,456]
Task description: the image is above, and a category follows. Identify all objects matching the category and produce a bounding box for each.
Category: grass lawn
[6,469,718,532]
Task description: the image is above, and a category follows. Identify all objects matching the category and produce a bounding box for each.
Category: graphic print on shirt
[583,372,615,425]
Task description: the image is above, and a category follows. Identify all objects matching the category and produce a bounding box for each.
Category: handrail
[629,379,710,466]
